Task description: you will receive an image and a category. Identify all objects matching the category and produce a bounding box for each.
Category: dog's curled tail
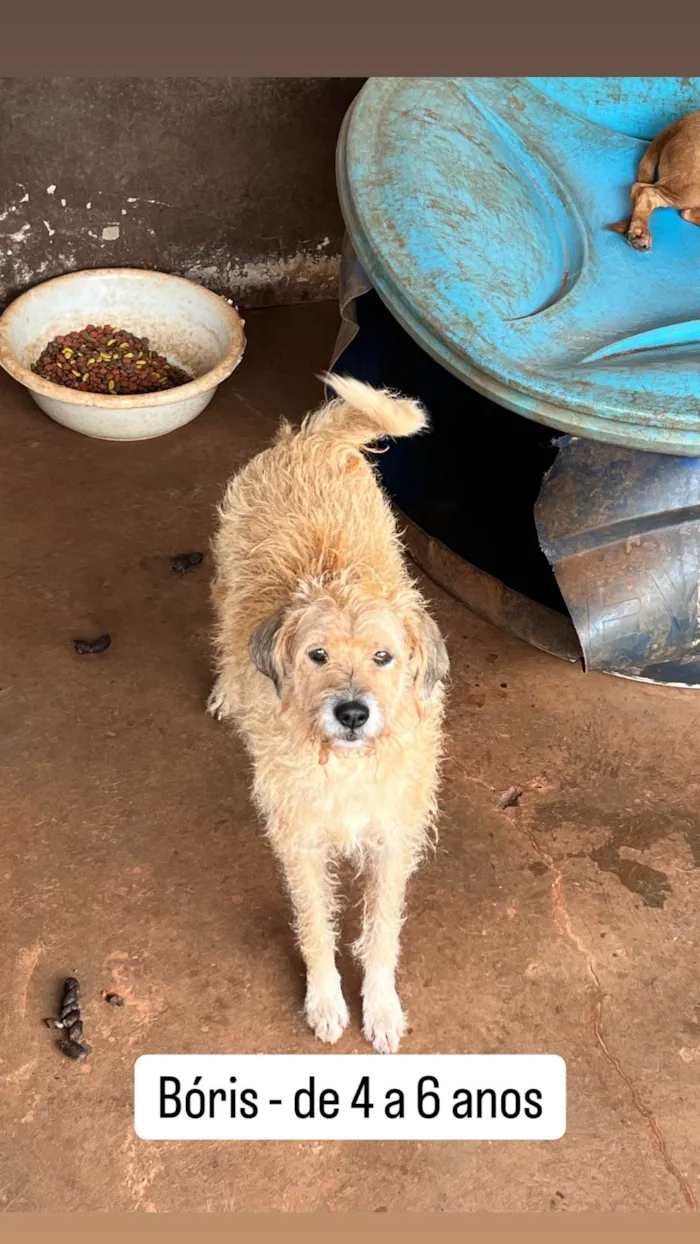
[305,372,428,447]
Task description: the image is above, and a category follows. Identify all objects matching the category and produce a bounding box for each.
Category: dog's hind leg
[624,183,675,251]
[354,839,418,1054]
[275,838,349,1044]
[681,207,700,225]
[635,123,676,184]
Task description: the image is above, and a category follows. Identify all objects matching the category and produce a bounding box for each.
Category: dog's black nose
[334,699,370,730]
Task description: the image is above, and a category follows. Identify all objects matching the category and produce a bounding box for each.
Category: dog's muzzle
[319,691,382,746]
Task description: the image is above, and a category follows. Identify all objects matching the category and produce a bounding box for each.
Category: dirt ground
[1,302,700,1213]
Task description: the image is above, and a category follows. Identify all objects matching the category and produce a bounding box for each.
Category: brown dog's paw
[609,218,652,250]
[627,225,652,252]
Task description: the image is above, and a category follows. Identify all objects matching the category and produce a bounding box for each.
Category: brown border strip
[2,9,700,74]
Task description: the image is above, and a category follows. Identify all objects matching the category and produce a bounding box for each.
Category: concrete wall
[0,78,364,309]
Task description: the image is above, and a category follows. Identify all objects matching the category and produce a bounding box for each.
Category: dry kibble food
[31,324,192,395]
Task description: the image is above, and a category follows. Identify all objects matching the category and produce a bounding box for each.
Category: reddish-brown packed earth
[31,324,192,395]
[3,305,700,1212]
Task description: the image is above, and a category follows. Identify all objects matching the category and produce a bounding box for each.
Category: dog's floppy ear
[249,608,289,695]
[406,608,449,701]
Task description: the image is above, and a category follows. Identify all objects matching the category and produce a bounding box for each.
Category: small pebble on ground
[171,552,204,575]
[497,786,523,810]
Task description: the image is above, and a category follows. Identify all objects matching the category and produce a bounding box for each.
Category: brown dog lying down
[611,109,700,251]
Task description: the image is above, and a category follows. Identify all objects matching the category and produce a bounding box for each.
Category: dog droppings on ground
[497,786,523,809]
[58,1038,90,1062]
[45,977,91,1062]
[102,992,124,1007]
[73,634,111,655]
[171,552,204,575]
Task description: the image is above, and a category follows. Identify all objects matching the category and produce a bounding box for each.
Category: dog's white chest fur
[329,808,373,855]
[302,757,391,855]
[317,742,435,858]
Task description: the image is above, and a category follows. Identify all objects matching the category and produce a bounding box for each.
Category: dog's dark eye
[308,648,329,665]
[373,650,393,666]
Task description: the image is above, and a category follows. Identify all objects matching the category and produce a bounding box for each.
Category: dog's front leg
[274,837,349,1045]
[355,840,418,1054]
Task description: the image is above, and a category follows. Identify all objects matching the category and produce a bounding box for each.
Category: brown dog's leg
[275,837,348,1044]
[681,207,700,225]
[610,123,678,247]
[625,183,672,251]
[635,123,676,183]
[355,840,418,1054]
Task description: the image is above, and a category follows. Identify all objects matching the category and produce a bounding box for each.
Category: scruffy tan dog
[208,374,449,1053]
[612,110,700,251]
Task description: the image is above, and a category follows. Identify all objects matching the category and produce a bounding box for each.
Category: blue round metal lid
[337,77,700,455]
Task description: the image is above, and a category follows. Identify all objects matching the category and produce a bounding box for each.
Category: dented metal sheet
[535,437,700,684]
[337,77,700,455]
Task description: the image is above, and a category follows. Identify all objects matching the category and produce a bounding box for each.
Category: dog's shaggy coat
[209,374,449,1053]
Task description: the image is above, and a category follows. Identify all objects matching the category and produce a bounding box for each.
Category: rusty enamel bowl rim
[0,267,246,410]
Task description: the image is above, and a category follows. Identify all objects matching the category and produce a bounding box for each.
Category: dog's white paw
[363,990,407,1054]
[305,985,349,1045]
[207,682,233,721]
